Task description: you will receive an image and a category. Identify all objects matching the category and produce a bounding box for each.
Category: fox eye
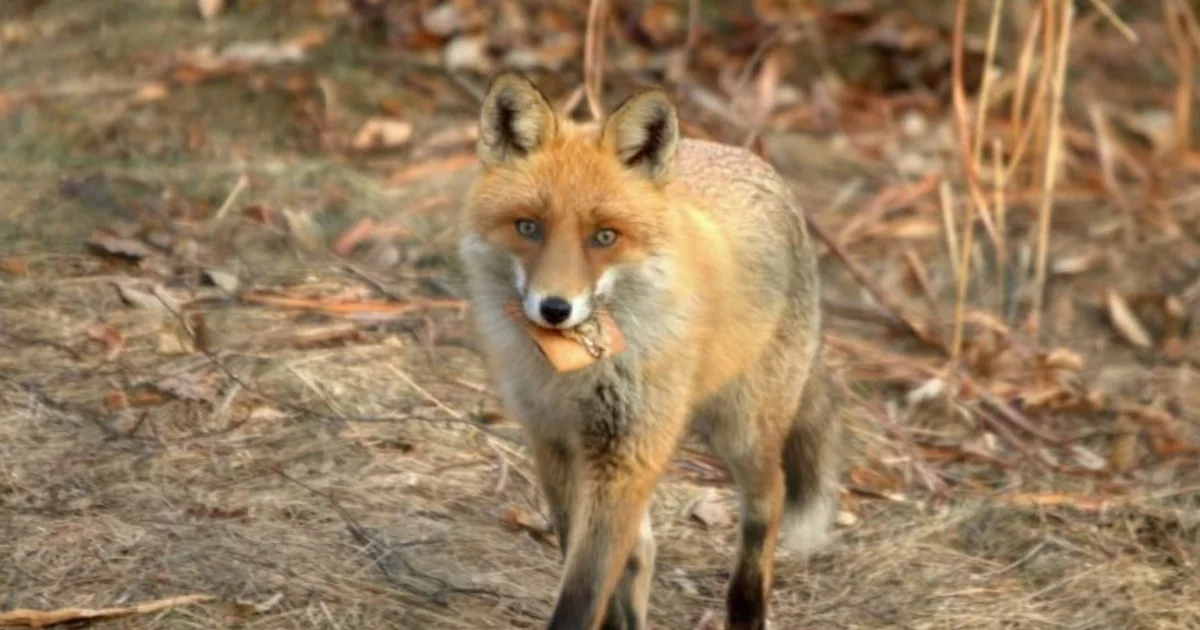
[515,219,542,241]
[591,228,619,248]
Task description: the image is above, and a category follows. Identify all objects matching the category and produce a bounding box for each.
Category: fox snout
[521,287,593,329]
[511,258,600,329]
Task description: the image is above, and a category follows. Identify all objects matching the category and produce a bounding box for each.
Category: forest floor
[1,1,1198,629]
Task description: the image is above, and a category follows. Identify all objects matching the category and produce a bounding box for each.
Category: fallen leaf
[1069,444,1107,471]
[422,1,465,37]
[280,209,325,251]
[0,594,214,628]
[351,117,413,151]
[499,504,554,542]
[88,230,158,260]
[444,35,491,73]
[389,152,477,185]
[197,0,225,20]
[132,82,170,104]
[0,257,28,276]
[232,593,282,616]
[999,491,1131,512]
[1042,348,1085,372]
[85,323,125,359]
[115,283,170,311]
[239,291,464,317]
[1106,289,1153,348]
[1119,108,1177,157]
[105,389,129,411]
[204,269,240,294]
[686,488,731,529]
[1109,415,1140,474]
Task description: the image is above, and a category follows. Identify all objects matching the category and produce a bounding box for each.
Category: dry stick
[1087,0,1138,42]
[1026,0,1058,192]
[1165,0,1195,160]
[1029,0,1074,333]
[938,180,961,282]
[972,0,1008,164]
[681,0,700,82]
[948,180,980,385]
[991,137,1011,316]
[1008,8,1044,158]
[805,215,946,352]
[950,0,1002,262]
[583,0,609,121]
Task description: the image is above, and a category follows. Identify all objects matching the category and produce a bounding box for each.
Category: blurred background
[1,1,1198,628]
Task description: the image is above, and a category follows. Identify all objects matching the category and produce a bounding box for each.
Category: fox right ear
[477,72,557,168]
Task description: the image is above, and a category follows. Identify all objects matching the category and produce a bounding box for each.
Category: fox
[456,71,841,630]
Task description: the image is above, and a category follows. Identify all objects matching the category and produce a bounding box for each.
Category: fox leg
[532,439,576,555]
[602,510,656,630]
[708,409,787,630]
[533,437,656,630]
[546,457,662,630]
[728,452,786,630]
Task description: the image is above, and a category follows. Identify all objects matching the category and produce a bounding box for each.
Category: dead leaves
[351,117,414,151]
[686,489,732,529]
[499,504,554,543]
[1106,289,1153,349]
[0,594,214,629]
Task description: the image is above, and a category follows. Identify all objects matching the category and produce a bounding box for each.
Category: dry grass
[2,1,1199,629]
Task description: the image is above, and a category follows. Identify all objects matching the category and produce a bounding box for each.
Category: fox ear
[600,88,679,183]
[477,72,557,168]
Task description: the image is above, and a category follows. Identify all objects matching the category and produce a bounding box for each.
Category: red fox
[457,71,841,630]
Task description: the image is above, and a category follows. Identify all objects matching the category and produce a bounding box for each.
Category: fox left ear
[477,71,558,168]
[600,88,679,183]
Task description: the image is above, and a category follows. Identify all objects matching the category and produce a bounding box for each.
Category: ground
[1,1,1198,629]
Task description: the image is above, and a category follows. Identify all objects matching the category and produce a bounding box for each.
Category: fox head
[461,72,680,330]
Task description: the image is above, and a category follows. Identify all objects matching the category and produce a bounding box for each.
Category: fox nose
[539,297,572,326]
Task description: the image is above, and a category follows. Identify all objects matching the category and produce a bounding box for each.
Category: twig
[583,0,609,121]
[1029,0,1075,333]
[213,173,249,221]
[972,0,1007,164]
[805,215,946,352]
[1086,0,1138,43]
[950,0,1002,262]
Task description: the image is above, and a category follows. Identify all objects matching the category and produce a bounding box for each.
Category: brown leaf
[0,594,214,628]
[104,389,129,411]
[88,230,158,260]
[132,82,170,104]
[499,504,553,542]
[686,488,731,529]
[0,257,28,276]
[85,323,125,359]
[1106,289,1153,348]
[1109,415,1141,474]
[351,117,413,151]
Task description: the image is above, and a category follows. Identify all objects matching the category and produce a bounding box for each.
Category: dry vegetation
[1,0,1199,628]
